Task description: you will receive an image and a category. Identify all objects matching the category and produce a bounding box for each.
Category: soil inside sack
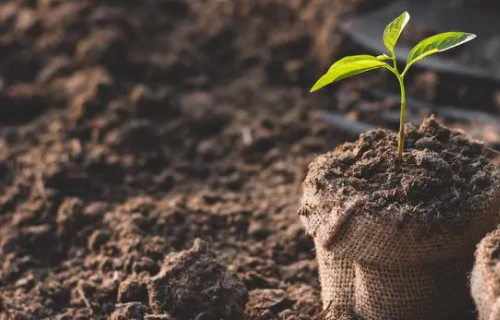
[306,117,496,231]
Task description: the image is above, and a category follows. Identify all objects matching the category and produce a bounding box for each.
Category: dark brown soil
[148,239,248,320]
[303,117,498,229]
[0,0,498,319]
[0,0,370,319]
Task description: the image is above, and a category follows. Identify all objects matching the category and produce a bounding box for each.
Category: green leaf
[383,12,410,53]
[376,54,391,61]
[406,32,476,68]
[310,55,387,92]
[327,55,380,68]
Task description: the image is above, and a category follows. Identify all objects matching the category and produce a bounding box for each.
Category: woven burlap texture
[472,229,500,320]
[315,238,354,320]
[354,259,472,320]
[300,177,500,266]
[299,171,500,320]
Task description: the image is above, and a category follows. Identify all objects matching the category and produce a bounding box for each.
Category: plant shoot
[310,11,476,161]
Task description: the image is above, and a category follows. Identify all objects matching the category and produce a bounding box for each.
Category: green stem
[396,74,406,162]
[384,58,407,162]
[392,54,399,74]
[401,66,409,78]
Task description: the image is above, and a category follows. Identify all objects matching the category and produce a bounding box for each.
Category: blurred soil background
[1,0,500,319]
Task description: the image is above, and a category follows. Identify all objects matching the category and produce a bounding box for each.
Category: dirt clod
[246,289,293,317]
[87,229,111,251]
[118,277,149,304]
[148,239,248,320]
[144,314,178,320]
[110,302,150,320]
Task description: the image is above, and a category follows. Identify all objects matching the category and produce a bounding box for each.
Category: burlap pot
[298,119,500,320]
[300,181,500,267]
[301,179,500,320]
[471,229,500,320]
[301,177,500,320]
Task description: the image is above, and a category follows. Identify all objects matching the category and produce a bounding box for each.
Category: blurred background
[0,0,499,319]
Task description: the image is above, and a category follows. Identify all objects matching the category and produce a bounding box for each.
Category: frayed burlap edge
[300,170,500,266]
[300,164,500,319]
[472,229,500,320]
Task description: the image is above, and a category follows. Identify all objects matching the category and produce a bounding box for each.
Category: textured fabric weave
[300,170,500,320]
[314,238,354,319]
[300,180,500,266]
[354,259,472,320]
[472,229,500,320]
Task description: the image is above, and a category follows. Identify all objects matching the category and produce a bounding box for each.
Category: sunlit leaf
[310,55,387,92]
[383,12,410,53]
[406,32,476,69]
[377,54,391,61]
[327,55,380,68]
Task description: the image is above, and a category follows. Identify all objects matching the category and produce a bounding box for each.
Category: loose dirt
[0,0,367,319]
[303,117,498,231]
[0,0,498,319]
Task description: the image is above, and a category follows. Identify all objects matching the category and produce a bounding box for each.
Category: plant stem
[385,58,407,161]
[396,74,406,162]
[392,55,399,74]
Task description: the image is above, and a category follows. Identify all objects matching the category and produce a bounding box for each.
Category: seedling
[310,12,476,161]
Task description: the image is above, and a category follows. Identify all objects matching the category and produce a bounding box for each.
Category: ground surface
[0,1,499,320]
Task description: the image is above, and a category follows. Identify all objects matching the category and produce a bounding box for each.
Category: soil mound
[148,239,248,320]
[304,116,499,229]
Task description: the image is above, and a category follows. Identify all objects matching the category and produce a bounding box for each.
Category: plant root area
[0,1,498,320]
[306,118,496,228]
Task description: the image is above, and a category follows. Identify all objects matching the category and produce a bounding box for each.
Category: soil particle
[148,239,248,320]
[279,259,319,286]
[110,302,150,320]
[144,314,178,320]
[76,28,126,66]
[87,229,111,251]
[56,197,85,236]
[118,276,149,304]
[246,285,322,320]
[246,289,293,319]
[303,117,499,229]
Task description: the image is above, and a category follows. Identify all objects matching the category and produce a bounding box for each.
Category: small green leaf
[376,54,391,61]
[310,55,387,92]
[406,32,476,68]
[327,55,381,68]
[383,12,410,53]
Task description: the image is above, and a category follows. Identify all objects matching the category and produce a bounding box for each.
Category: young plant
[310,12,476,161]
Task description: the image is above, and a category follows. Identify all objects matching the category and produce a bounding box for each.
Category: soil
[148,239,248,320]
[0,0,498,320]
[0,0,371,319]
[302,117,498,230]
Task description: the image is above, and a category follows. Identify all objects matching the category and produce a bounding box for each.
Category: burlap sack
[299,164,500,320]
[300,179,500,267]
[354,258,472,320]
[472,229,500,320]
[315,238,354,320]
[489,301,500,320]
